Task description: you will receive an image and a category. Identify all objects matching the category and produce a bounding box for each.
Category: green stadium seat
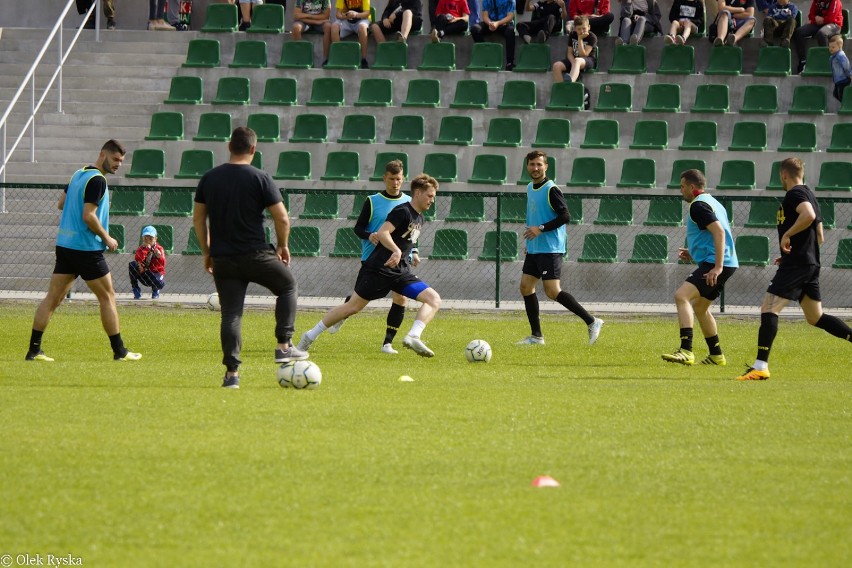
[643,83,681,112]
[841,90,852,114]
[446,195,486,221]
[546,81,585,111]
[616,158,656,188]
[307,77,345,106]
[744,199,782,228]
[498,194,526,222]
[609,44,646,73]
[466,42,504,71]
[705,45,742,75]
[325,42,360,69]
[259,77,297,106]
[532,118,570,148]
[628,233,669,263]
[430,228,469,259]
[183,38,220,68]
[329,227,362,258]
[422,153,458,182]
[789,85,827,114]
[348,194,368,220]
[827,123,852,152]
[692,84,729,113]
[181,226,202,255]
[373,41,408,70]
[402,78,441,107]
[164,76,202,104]
[320,151,360,181]
[338,114,376,144]
[740,84,778,114]
[801,46,832,76]
[201,3,238,32]
[174,149,214,179]
[656,45,694,74]
[300,194,339,219]
[513,43,551,72]
[193,112,231,141]
[418,41,456,71]
[483,117,523,147]
[567,157,606,187]
[815,162,852,191]
[274,151,311,180]
[736,235,770,266]
[450,79,489,109]
[126,149,165,179]
[667,159,705,188]
[832,239,852,268]
[386,115,425,144]
[778,122,816,152]
[211,76,250,105]
[842,8,850,37]
[434,115,474,145]
[369,152,408,181]
[580,119,619,149]
[766,160,785,190]
[110,190,145,215]
[498,80,537,109]
[753,46,791,76]
[252,151,263,170]
[247,113,281,142]
[289,114,327,143]
[645,198,683,226]
[594,197,633,225]
[108,224,125,253]
[290,226,321,256]
[516,156,557,185]
[629,120,668,150]
[354,78,392,106]
[596,83,632,112]
[145,112,183,141]
[729,121,767,151]
[149,224,174,254]
[276,40,314,69]
[679,120,717,151]
[468,154,507,185]
[154,190,194,217]
[578,233,618,263]
[478,230,519,261]
[230,40,267,68]
[566,196,583,224]
[820,199,835,229]
[717,160,756,189]
[246,3,285,33]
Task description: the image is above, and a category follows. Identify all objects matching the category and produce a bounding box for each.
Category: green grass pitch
[1,302,850,566]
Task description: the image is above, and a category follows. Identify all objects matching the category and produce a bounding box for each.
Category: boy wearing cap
[129,225,167,299]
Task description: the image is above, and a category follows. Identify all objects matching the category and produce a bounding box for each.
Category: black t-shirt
[689,200,718,230]
[778,185,821,266]
[65,166,106,205]
[532,0,563,21]
[364,202,423,272]
[568,30,597,61]
[194,163,282,257]
[382,0,423,20]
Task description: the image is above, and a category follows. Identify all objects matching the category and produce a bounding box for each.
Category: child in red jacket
[129,225,166,299]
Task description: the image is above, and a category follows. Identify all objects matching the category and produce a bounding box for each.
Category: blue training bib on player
[361,192,412,260]
[686,193,738,267]
[526,180,566,254]
[56,167,109,251]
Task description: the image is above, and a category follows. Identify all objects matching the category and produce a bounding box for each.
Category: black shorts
[375,15,423,35]
[522,253,563,281]
[685,263,737,301]
[354,265,429,301]
[767,264,821,302]
[558,57,595,72]
[53,246,110,281]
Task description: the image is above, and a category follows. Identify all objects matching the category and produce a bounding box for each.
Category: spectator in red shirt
[793,0,843,73]
[568,0,614,37]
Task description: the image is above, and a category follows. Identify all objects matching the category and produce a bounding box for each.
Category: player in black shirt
[298,175,442,357]
[737,158,852,380]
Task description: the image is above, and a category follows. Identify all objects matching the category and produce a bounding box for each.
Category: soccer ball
[206,293,219,311]
[465,339,492,363]
[278,360,322,389]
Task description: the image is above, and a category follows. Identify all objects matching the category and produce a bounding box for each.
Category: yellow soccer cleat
[661,348,695,365]
[699,354,727,366]
[736,367,770,381]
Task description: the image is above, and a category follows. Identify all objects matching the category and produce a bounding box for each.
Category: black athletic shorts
[685,263,737,301]
[767,264,821,302]
[53,246,110,281]
[522,253,563,281]
[354,265,429,301]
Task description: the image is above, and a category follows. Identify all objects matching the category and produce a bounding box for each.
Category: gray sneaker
[296,333,314,352]
[588,318,604,346]
[403,335,434,357]
[515,336,545,345]
[275,345,309,363]
[222,375,240,389]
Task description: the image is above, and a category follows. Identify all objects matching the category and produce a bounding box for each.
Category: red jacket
[134,243,167,275]
[569,0,611,18]
[809,0,843,27]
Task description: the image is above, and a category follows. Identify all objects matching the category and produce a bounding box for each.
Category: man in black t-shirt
[193,127,307,389]
[737,157,852,381]
[298,175,442,358]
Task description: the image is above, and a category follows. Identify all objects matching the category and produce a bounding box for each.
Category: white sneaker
[515,336,545,345]
[115,351,142,361]
[296,333,314,351]
[403,335,434,357]
[327,319,345,334]
[588,318,604,346]
[381,343,398,355]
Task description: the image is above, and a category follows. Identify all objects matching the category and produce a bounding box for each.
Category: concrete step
[0,86,166,104]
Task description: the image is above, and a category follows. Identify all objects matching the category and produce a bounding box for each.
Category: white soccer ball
[465,339,492,363]
[278,360,322,389]
[206,293,219,311]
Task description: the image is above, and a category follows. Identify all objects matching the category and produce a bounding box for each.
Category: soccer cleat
[114,351,142,361]
[699,354,727,366]
[25,350,54,362]
[327,319,345,334]
[381,343,398,355]
[515,335,545,345]
[296,333,314,352]
[403,335,434,357]
[736,367,770,381]
[222,375,240,389]
[275,345,309,363]
[661,348,695,365]
[588,318,604,346]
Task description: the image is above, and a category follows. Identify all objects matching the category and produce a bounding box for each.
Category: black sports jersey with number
[778,185,821,266]
[364,202,423,272]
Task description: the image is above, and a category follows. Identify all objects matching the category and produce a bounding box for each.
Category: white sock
[753,360,769,372]
[407,320,426,339]
[307,321,328,340]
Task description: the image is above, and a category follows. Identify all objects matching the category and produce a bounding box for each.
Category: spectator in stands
[129,226,167,300]
[829,33,852,101]
[762,0,799,47]
[148,0,176,31]
[616,0,663,45]
[713,0,756,46]
[568,0,614,37]
[468,0,483,27]
[517,0,567,44]
[166,0,188,30]
[471,0,517,70]
[431,0,471,41]
[665,0,705,44]
[793,0,843,74]
[327,0,372,69]
[83,0,117,30]
[552,14,597,82]
[237,0,262,31]
[292,0,332,40]
[372,0,424,43]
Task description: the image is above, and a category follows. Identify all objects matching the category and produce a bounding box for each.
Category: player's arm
[268,201,292,265]
[375,220,403,267]
[81,177,117,251]
[192,201,212,273]
[705,221,725,285]
[353,199,373,240]
[780,200,817,254]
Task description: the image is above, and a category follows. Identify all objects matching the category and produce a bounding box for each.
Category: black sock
[555,291,594,325]
[814,314,852,341]
[384,303,406,345]
[29,329,44,353]
[109,333,127,357]
[523,293,542,337]
[680,328,694,352]
[705,334,722,356]
[757,312,779,363]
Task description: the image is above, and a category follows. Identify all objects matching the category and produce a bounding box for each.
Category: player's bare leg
[403,287,441,357]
